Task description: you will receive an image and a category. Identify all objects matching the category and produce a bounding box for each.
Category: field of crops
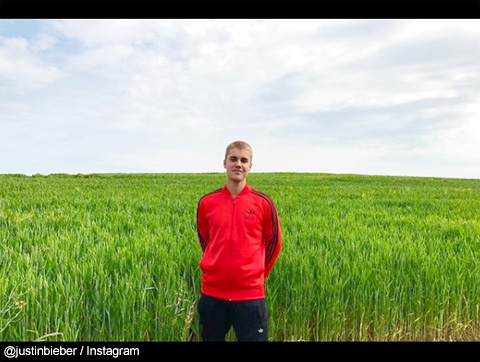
[1,173,479,341]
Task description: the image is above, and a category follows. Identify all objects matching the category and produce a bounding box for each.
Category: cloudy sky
[1,19,479,178]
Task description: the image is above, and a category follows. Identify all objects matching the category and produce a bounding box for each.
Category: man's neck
[226,179,246,198]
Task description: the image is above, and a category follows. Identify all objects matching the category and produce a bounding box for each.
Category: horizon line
[1,171,478,181]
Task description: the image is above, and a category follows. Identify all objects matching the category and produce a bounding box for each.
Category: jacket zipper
[229,199,236,301]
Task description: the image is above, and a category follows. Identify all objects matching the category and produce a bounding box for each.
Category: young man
[196,141,282,341]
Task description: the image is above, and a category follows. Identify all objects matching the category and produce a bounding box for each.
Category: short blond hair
[224,141,253,161]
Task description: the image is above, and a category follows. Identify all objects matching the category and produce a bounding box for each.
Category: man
[196,141,282,342]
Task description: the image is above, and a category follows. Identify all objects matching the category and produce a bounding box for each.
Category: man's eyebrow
[229,155,250,161]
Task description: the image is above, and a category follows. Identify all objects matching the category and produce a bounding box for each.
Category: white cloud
[426,95,480,162]
[50,19,154,47]
[0,35,62,89]
[1,19,480,178]
[30,33,57,53]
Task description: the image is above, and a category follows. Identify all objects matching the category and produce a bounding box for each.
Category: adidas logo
[258,328,264,333]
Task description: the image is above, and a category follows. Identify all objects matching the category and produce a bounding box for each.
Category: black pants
[198,293,269,342]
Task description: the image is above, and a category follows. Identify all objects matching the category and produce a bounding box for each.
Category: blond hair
[224,141,253,161]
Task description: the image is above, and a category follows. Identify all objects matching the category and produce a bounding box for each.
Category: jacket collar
[221,183,251,199]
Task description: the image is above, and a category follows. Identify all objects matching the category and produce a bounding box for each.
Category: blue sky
[1,19,479,178]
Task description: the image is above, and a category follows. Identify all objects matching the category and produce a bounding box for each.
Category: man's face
[223,147,252,183]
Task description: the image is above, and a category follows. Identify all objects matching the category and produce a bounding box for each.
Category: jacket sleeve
[196,198,209,253]
[263,199,282,278]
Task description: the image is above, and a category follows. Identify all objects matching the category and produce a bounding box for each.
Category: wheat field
[1,173,479,341]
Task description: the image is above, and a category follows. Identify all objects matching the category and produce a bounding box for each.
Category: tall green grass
[0,173,479,341]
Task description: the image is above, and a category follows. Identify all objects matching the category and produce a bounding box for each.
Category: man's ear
[223,159,226,169]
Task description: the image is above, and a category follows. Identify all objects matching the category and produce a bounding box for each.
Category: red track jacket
[197,184,282,301]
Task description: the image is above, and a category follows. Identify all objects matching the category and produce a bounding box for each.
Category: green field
[1,173,479,341]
